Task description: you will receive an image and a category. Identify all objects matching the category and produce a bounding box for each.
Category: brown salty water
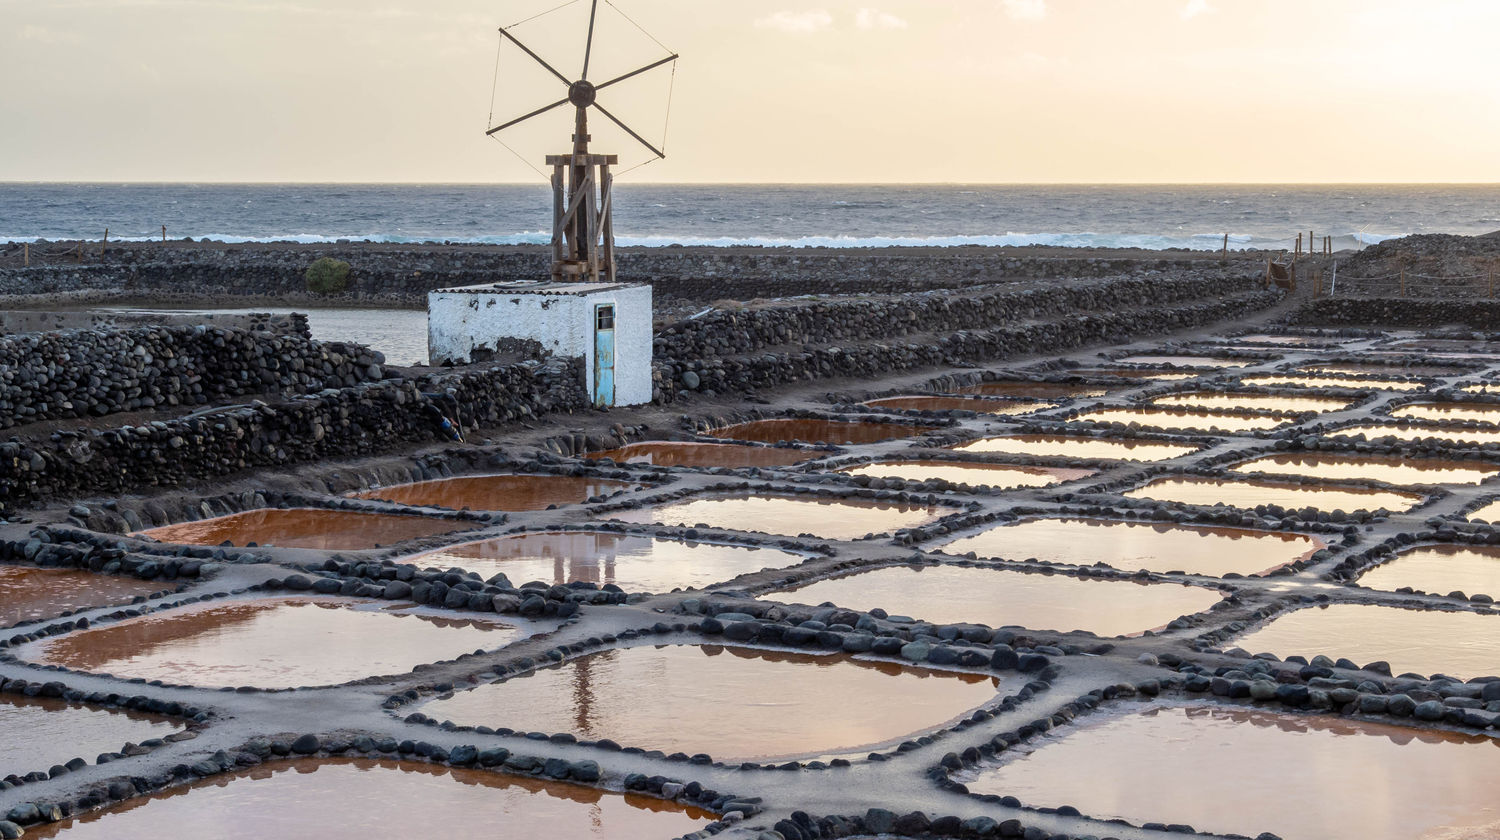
[585,441,816,468]
[1115,355,1251,368]
[1233,603,1500,678]
[0,694,181,779]
[950,434,1199,461]
[135,508,468,550]
[1359,544,1500,596]
[962,701,1500,840]
[608,495,944,541]
[955,382,1109,398]
[417,644,1004,762]
[1231,452,1500,487]
[0,565,164,626]
[353,474,635,510]
[29,597,520,688]
[839,461,1095,489]
[406,532,807,592]
[1069,368,1197,380]
[861,396,1050,415]
[1306,362,1466,377]
[775,565,1223,636]
[1124,476,1423,513]
[1391,402,1500,425]
[940,518,1325,577]
[1326,424,1500,446]
[1072,407,1288,433]
[1149,392,1352,413]
[708,418,934,445]
[1240,374,1424,392]
[24,759,714,839]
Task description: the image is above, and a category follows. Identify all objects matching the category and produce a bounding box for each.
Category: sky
[3,0,1499,184]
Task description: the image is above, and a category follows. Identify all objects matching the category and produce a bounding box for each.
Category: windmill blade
[486,96,572,136]
[498,26,573,87]
[580,0,600,80]
[592,101,665,158]
[593,53,678,93]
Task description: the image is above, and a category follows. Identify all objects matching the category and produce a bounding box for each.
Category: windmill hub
[567,80,597,108]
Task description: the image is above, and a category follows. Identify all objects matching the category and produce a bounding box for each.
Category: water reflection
[353,475,635,510]
[136,509,467,549]
[0,565,164,626]
[608,494,944,541]
[0,694,181,779]
[584,442,815,468]
[1233,603,1500,679]
[709,418,934,445]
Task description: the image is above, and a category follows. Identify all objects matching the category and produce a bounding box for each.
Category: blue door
[594,304,616,407]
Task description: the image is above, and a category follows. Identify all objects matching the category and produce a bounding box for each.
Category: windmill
[486,1,679,284]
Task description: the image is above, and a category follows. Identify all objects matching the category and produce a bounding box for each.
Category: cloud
[754,9,834,34]
[19,24,82,44]
[1181,0,1215,20]
[1000,0,1046,21]
[855,8,907,30]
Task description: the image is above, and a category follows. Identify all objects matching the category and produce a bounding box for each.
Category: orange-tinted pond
[585,441,816,468]
[1,694,181,779]
[1240,374,1423,392]
[1229,334,1335,346]
[709,418,935,445]
[955,381,1109,399]
[1070,368,1197,381]
[775,565,1223,636]
[1359,544,1500,596]
[839,460,1095,489]
[353,474,635,510]
[1150,392,1351,413]
[407,532,806,592]
[1392,402,1500,425]
[1124,475,1423,513]
[1115,355,1251,368]
[940,518,1324,577]
[418,644,1005,762]
[1232,452,1500,486]
[1326,424,1500,446]
[951,434,1199,462]
[24,759,713,840]
[609,495,944,541]
[862,396,1049,415]
[1072,407,1288,433]
[27,597,521,689]
[0,565,164,626]
[136,509,468,550]
[1234,603,1500,678]
[961,702,1500,840]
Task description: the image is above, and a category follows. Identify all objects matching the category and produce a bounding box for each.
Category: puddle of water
[135,509,468,550]
[584,442,815,468]
[406,532,807,592]
[1124,476,1423,513]
[775,565,1223,636]
[353,475,635,511]
[951,434,1199,461]
[1069,368,1198,381]
[1150,392,1351,413]
[23,758,714,839]
[1305,362,1461,378]
[608,495,944,541]
[1241,374,1423,392]
[1233,603,1500,679]
[1072,407,1288,433]
[0,695,181,779]
[1232,453,1500,486]
[839,461,1095,489]
[709,418,934,445]
[1115,355,1251,368]
[861,396,1050,415]
[0,566,165,626]
[955,382,1109,398]
[963,701,1500,840]
[28,597,520,689]
[1326,424,1500,446]
[940,518,1324,577]
[1469,501,1500,522]
[1392,402,1500,425]
[1359,544,1500,596]
[418,644,1004,762]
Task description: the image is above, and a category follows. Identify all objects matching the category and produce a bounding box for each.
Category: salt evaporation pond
[1232,452,1500,486]
[774,565,1223,637]
[1115,355,1251,368]
[940,518,1324,577]
[1359,544,1500,596]
[353,474,635,510]
[1240,374,1423,391]
[1308,362,1465,377]
[861,396,1049,415]
[962,701,1500,840]
[407,532,806,592]
[950,434,1198,461]
[1469,500,1500,522]
[1463,383,1500,396]
[1072,406,1287,433]
[136,508,468,550]
[24,758,714,839]
[1070,368,1197,380]
[1233,603,1500,679]
[1125,476,1423,513]
[609,495,944,541]
[1,695,181,779]
[1150,392,1351,413]
[1,565,165,626]
[28,597,521,688]
[1326,424,1500,446]
[955,382,1109,398]
[1392,402,1500,425]
[839,460,1095,489]
[709,418,934,445]
[585,441,815,468]
[417,644,1004,762]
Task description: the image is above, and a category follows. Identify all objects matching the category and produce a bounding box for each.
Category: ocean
[2,184,1498,253]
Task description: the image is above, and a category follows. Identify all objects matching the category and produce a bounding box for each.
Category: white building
[427,281,652,407]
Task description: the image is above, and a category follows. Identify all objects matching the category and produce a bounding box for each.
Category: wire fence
[1322,268,1500,300]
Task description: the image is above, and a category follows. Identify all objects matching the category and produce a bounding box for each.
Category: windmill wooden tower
[484,1,678,283]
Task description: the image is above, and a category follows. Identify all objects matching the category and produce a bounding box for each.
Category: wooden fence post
[22,243,28,266]
[161,225,167,242]
[1221,233,1228,261]
[102,227,108,256]
[1399,268,1406,297]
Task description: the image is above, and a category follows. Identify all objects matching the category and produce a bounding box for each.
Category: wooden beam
[583,169,599,282]
[601,165,615,284]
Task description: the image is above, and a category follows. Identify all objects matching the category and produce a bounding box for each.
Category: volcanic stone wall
[0,310,307,337]
[1293,298,1500,330]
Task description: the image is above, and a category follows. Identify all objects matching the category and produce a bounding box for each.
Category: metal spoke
[593,53,678,92]
[486,96,572,136]
[581,0,600,80]
[498,27,573,86]
[592,101,665,158]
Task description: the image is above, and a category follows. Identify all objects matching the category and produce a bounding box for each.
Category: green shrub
[305,257,352,294]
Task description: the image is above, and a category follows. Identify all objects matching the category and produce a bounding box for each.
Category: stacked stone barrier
[1293,298,1500,330]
